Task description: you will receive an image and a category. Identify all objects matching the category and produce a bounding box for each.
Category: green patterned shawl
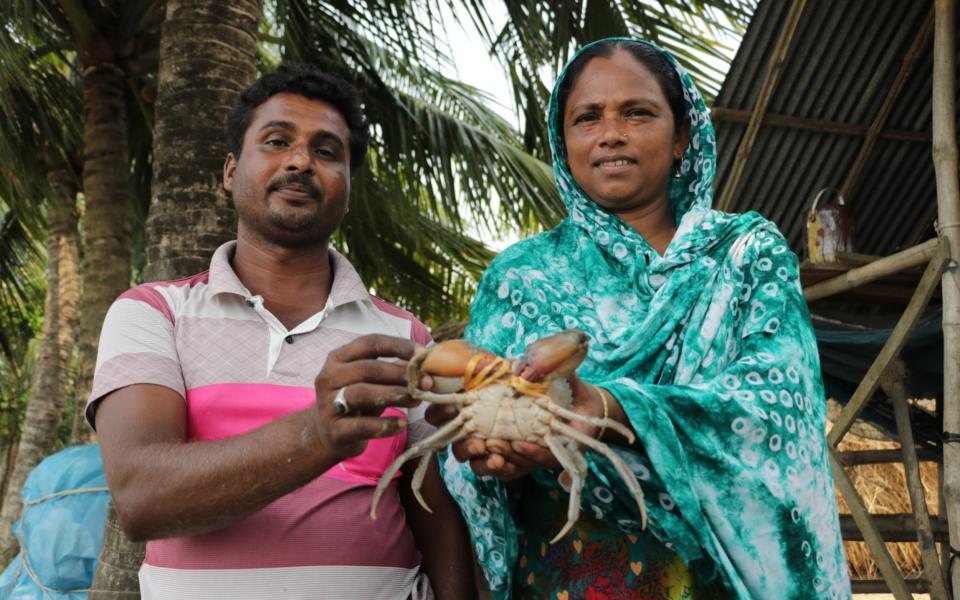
[441,38,850,599]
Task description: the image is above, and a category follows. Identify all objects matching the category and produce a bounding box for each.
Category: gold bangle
[595,386,610,440]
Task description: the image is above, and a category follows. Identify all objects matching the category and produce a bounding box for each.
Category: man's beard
[264,205,325,233]
[262,171,333,236]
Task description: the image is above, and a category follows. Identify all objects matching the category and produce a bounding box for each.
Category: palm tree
[142,0,263,280]
[1,1,164,450]
[0,211,44,514]
[0,170,81,559]
[0,22,85,557]
[68,2,162,445]
[90,2,264,595]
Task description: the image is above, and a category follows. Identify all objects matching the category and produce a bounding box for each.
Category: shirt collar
[208,240,371,309]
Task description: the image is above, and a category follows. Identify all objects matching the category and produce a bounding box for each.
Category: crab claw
[420,340,479,377]
[406,339,497,394]
[514,329,588,383]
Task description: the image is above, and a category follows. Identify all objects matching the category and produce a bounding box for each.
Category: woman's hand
[424,374,625,480]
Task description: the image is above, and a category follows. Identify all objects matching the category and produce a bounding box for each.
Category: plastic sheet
[0,445,109,599]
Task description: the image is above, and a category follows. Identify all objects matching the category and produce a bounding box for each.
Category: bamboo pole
[804,238,941,302]
[716,0,807,212]
[709,107,930,142]
[827,246,949,446]
[831,449,912,598]
[840,7,934,199]
[942,459,951,596]
[888,366,949,599]
[932,0,960,595]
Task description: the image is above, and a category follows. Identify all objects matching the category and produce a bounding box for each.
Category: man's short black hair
[226,63,370,173]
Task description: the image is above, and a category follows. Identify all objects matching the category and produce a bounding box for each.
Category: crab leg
[544,434,588,543]
[370,413,467,519]
[410,452,434,513]
[410,427,468,513]
[411,390,471,405]
[536,397,636,443]
[550,421,648,530]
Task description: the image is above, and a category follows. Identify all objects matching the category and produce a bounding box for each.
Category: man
[89,64,476,600]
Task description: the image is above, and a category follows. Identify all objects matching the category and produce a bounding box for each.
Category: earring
[673,166,682,179]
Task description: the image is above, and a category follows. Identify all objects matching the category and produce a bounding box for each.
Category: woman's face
[562,49,688,213]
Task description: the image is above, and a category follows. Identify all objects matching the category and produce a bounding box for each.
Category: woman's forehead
[565,53,667,110]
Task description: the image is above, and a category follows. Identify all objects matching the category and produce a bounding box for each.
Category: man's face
[224,93,351,246]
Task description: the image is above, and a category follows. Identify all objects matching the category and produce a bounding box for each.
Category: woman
[433,39,851,599]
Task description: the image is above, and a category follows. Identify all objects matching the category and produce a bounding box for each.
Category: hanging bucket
[805,188,854,264]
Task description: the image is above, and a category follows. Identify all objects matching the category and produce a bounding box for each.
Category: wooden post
[716,0,807,211]
[840,513,949,542]
[887,362,949,599]
[827,246,949,446]
[839,447,942,466]
[831,449,913,599]
[933,0,960,595]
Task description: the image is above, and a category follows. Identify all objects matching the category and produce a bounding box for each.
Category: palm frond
[451,0,757,154]
[337,157,494,325]
[0,207,45,365]
[275,1,564,321]
[0,22,83,232]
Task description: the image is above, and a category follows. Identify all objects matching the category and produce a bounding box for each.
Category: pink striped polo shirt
[87,241,437,600]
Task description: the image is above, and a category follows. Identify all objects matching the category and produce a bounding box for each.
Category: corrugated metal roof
[712,0,954,257]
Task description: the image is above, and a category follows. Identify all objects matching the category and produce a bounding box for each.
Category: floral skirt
[511,480,725,600]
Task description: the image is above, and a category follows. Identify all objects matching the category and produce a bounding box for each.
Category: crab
[369,329,648,542]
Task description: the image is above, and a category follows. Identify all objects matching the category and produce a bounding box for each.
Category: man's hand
[313,334,423,459]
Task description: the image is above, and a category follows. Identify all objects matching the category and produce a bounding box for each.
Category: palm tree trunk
[88,503,144,597]
[72,63,134,446]
[0,169,81,559]
[0,438,20,509]
[91,2,262,596]
[73,60,140,598]
[142,0,262,280]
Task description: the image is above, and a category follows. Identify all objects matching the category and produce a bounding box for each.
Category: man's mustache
[267,173,322,200]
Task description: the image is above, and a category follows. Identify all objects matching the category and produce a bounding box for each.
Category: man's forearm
[107,407,336,541]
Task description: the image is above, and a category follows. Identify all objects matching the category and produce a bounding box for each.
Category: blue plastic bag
[0,445,110,599]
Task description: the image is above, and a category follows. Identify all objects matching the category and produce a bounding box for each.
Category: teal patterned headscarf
[442,39,850,599]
